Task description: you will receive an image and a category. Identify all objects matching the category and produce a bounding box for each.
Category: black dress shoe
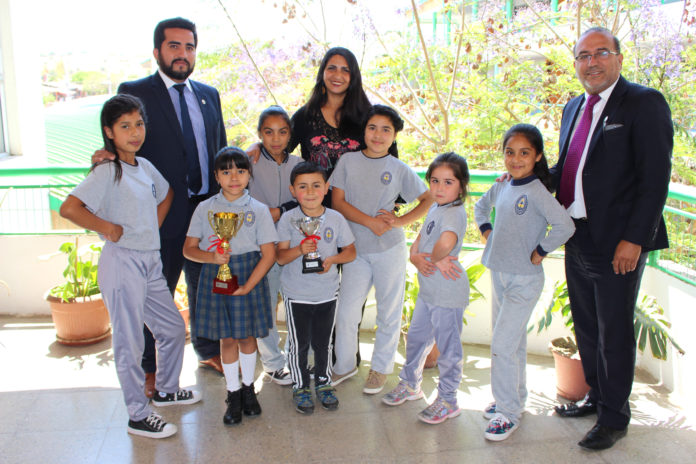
[241,383,262,416]
[578,423,627,450]
[554,395,597,417]
[223,389,242,425]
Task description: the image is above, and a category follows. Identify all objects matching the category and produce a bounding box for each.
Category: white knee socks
[222,361,240,392]
[239,350,257,386]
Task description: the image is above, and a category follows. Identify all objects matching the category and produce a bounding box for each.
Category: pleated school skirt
[195,251,272,340]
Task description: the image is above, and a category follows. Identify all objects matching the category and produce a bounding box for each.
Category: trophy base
[302,257,323,274]
[212,276,239,294]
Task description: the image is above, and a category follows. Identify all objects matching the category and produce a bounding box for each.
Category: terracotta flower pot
[550,337,590,401]
[47,293,111,346]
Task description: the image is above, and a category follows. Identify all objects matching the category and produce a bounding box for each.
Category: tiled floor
[0,315,693,464]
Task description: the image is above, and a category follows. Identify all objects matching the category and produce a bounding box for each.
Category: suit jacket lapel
[558,95,583,168]
[585,75,628,162]
[150,72,186,146]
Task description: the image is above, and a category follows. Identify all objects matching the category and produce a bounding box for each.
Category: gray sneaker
[382,380,423,406]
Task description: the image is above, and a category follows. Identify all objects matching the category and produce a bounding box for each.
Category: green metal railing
[2,165,694,286]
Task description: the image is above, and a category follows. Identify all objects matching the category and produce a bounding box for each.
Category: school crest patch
[426,220,435,235]
[324,227,334,243]
[380,171,393,185]
[515,195,528,215]
[244,210,256,226]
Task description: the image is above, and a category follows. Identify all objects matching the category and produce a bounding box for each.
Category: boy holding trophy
[276,162,356,414]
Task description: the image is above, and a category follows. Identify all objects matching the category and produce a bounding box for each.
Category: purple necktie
[559,94,601,208]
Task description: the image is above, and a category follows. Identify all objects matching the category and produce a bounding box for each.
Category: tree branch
[522,0,573,54]
[364,84,439,145]
[446,4,467,111]
[410,0,449,144]
[217,0,279,105]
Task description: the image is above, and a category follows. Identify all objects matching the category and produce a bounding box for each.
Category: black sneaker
[266,368,293,386]
[293,387,314,414]
[241,383,262,416]
[315,384,339,411]
[152,388,202,407]
[127,412,177,439]
[223,389,242,425]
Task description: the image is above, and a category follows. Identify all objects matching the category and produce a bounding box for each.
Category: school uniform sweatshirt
[474,175,575,275]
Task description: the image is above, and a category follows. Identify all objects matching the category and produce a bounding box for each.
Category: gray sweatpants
[99,243,186,421]
[257,263,287,372]
[334,244,407,375]
[400,299,464,404]
[490,270,544,423]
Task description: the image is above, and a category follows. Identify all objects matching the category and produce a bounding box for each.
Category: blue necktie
[174,84,202,194]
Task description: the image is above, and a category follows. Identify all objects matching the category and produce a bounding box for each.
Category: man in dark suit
[552,27,672,450]
[117,17,227,385]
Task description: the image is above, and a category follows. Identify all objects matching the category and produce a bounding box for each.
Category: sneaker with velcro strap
[127,412,177,439]
[315,384,339,410]
[293,387,315,414]
[152,388,202,407]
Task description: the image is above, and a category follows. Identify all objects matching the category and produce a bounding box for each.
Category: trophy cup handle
[208,211,216,234]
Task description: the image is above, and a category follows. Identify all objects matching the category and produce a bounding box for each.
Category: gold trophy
[208,211,244,294]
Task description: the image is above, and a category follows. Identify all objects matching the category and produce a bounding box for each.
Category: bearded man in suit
[96,17,227,388]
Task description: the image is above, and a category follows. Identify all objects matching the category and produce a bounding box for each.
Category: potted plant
[529,280,684,401]
[402,261,486,368]
[46,238,111,346]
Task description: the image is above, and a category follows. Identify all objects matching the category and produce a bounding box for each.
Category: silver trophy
[291,216,324,274]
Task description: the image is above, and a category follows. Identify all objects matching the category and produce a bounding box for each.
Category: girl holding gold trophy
[183,147,278,426]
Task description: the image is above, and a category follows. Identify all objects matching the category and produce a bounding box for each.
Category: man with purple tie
[551,27,672,450]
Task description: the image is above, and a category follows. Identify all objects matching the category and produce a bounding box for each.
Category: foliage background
[197,0,695,187]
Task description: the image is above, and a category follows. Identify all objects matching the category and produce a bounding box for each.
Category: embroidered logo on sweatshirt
[244,210,256,226]
[426,220,435,235]
[324,227,334,243]
[381,171,393,185]
[515,195,528,215]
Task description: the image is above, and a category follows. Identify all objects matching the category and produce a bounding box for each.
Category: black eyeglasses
[574,50,620,63]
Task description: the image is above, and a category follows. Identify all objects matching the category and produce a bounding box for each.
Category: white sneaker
[484,412,519,441]
[483,401,497,419]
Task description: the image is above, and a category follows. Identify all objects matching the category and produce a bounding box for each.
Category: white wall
[0,0,47,159]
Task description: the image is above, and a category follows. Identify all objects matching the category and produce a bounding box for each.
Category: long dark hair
[96,94,147,182]
[305,47,371,135]
[502,123,553,192]
[362,104,404,157]
[425,152,470,205]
